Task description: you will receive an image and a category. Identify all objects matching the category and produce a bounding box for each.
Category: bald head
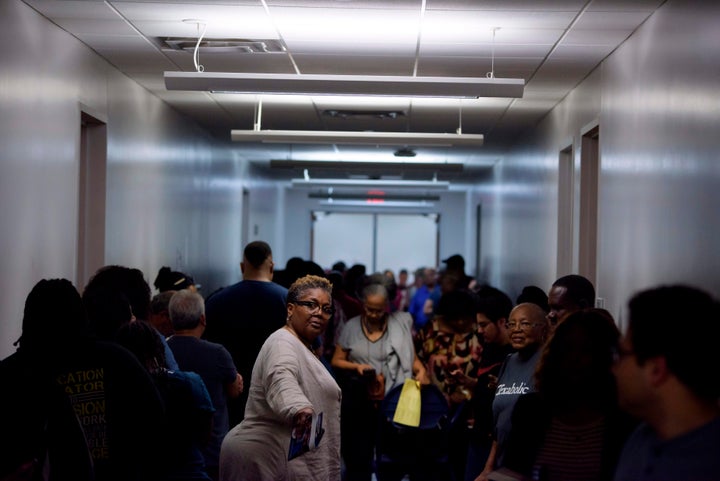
[511,302,548,322]
[241,241,274,281]
[547,275,595,327]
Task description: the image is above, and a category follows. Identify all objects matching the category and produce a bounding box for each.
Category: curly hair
[534,308,619,409]
[287,274,332,304]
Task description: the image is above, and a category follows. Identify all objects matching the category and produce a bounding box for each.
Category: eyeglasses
[293,300,334,317]
[611,345,634,363]
[364,305,386,316]
[505,321,543,331]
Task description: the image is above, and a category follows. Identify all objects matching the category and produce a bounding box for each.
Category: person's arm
[449,368,479,391]
[225,372,243,399]
[422,298,434,316]
[330,344,374,376]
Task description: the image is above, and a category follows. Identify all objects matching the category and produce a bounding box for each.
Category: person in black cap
[442,254,475,290]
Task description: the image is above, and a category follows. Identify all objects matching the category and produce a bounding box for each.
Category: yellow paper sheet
[392,379,422,427]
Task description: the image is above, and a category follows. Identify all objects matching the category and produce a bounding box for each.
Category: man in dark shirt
[204,241,287,426]
[613,285,720,481]
[466,285,515,480]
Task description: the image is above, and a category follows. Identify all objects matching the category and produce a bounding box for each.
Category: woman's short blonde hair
[287,275,332,304]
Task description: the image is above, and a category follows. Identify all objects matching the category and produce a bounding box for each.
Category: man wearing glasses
[612,285,720,481]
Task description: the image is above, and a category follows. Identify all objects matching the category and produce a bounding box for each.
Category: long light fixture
[271,160,463,172]
[308,192,440,201]
[165,72,524,98]
[319,199,436,208]
[290,178,450,190]
[232,130,483,146]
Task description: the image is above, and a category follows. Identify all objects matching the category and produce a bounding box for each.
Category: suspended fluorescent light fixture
[271,160,463,172]
[319,199,436,208]
[308,192,441,201]
[232,100,482,146]
[233,130,483,146]
[164,71,524,98]
[290,178,450,190]
[168,24,523,98]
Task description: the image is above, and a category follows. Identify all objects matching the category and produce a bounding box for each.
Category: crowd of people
[1,241,719,481]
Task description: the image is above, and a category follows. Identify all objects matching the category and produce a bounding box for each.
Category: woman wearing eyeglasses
[475,302,549,481]
[500,309,636,481]
[220,275,341,481]
[331,282,429,481]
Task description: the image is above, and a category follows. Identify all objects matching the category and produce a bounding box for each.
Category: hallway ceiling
[24,0,664,184]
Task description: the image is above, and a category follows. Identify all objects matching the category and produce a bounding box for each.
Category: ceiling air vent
[160,38,286,54]
[322,110,406,120]
[393,148,417,157]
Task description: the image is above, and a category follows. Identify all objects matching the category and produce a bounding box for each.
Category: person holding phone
[332,282,429,481]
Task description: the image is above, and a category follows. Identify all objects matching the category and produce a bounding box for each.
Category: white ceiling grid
[22,0,664,182]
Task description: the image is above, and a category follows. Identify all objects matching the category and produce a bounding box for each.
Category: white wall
[490,0,720,324]
[0,1,242,359]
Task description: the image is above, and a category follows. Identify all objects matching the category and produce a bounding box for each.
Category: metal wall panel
[491,0,720,324]
[0,1,240,359]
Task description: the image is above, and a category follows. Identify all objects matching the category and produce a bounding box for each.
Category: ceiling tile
[415,56,538,79]
[548,44,616,61]
[271,7,420,44]
[283,40,417,56]
[95,47,177,72]
[426,0,587,11]
[114,3,277,39]
[50,18,138,36]
[422,11,576,40]
[586,0,665,11]
[24,0,121,19]
[265,0,420,8]
[291,54,416,76]
[561,28,635,46]
[573,10,653,30]
[418,43,552,58]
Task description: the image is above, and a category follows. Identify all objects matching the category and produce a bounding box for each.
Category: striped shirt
[533,416,605,481]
